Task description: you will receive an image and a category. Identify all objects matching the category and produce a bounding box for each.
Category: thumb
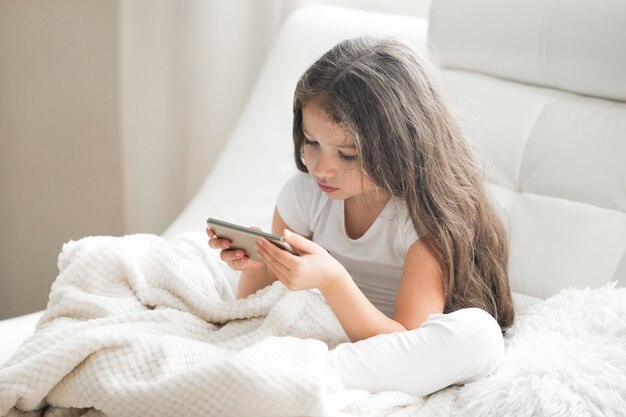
[282,229,318,254]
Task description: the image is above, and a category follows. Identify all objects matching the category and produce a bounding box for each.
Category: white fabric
[328,307,504,396]
[1,233,625,417]
[276,172,419,317]
[453,283,626,416]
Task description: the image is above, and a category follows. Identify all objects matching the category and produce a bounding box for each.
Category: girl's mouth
[317,182,339,193]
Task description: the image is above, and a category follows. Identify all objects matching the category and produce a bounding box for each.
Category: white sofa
[1,0,625,412]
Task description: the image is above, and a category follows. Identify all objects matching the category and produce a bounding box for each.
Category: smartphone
[206,217,299,263]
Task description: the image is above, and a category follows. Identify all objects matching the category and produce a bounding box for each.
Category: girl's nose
[310,152,336,178]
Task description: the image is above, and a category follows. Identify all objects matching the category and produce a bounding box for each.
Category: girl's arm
[257,232,445,342]
[393,239,445,329]
[236,264,276,299]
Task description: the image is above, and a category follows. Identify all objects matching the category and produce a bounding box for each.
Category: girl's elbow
[349,322,408,342]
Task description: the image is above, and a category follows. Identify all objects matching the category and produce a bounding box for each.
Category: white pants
[327,308,504,396]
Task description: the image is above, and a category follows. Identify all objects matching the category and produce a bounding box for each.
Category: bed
[1,0,625,416]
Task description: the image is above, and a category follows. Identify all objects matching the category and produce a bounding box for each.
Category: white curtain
[120,0,431,234]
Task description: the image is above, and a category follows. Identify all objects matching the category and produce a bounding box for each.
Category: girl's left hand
[255,230,348,292]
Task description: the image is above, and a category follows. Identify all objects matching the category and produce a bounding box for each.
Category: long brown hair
[292,36,515,331]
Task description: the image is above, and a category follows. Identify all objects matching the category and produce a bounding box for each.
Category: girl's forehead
[302,101,355,147]
[302,99,333,123]
[305,96,348,121]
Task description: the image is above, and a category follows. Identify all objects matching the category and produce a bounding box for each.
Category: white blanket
[1,233,625,417]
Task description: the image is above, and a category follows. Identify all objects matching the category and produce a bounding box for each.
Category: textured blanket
[1,233,625,417]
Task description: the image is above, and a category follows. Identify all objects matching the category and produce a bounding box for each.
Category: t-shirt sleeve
[400,207,420,249]
[275,173,316,237]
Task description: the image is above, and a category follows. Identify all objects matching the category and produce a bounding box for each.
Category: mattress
[0,310,43,366]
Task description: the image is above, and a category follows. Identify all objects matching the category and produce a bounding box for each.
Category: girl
[208,36,514,396]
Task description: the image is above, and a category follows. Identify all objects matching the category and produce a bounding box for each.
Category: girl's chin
[325,191,351,201]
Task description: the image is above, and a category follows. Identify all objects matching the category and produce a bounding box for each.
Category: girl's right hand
[207,227,264,271]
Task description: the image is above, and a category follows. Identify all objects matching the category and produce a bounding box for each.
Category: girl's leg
[327,308,504,396]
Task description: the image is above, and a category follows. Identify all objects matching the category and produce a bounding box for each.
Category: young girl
[208,36,514,396]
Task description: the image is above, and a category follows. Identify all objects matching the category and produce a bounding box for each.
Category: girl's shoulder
[282,171,315,189]
[276,172,328,237]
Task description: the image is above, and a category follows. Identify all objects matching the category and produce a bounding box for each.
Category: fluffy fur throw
[0,233,624,417]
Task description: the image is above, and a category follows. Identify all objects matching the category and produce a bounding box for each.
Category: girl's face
[301,100,381,203]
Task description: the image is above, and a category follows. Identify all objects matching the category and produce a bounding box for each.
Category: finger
[237,253,264,271]
[209,237,231,250]
[257,241,291,277]
[220,249,246,263]
[264,260,294,290]
[227,257,248,271]
[282,229,316,254]
[265,260,289,285]
[257,238,294,269]
[236,256,265,271]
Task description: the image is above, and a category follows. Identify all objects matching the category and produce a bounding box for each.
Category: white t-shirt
[276,172,419,317]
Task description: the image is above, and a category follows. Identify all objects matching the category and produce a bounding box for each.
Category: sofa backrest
[428,0,626,304]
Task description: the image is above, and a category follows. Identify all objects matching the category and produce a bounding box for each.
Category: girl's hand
[207,226,263,272]
[255,229,348,292]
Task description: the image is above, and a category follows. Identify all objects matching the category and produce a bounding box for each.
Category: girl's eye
[339,152,358,161]
[303,136,356,161]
